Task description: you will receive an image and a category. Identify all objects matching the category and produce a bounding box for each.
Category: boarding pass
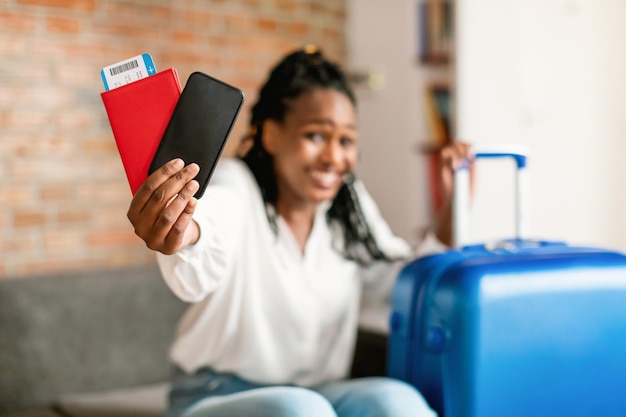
[100,53,157,91]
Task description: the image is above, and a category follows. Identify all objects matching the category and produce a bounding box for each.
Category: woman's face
[263,88,358,208]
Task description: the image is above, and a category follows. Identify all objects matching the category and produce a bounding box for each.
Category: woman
[127,47,471,417]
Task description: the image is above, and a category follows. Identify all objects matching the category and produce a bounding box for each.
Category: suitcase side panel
[389,250,475,415]
[388,252,466,384]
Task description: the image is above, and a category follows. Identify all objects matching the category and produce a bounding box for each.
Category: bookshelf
[417,0,455,217]
[347,0,457,243]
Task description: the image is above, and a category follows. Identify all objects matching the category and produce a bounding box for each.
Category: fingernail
[173,159,184,169]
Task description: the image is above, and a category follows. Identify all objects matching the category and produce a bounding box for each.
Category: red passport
[101,68,182,195]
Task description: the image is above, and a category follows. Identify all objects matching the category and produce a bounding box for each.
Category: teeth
[311,171,339,186]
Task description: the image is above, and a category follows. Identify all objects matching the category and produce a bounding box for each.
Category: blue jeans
[164,368,438,417]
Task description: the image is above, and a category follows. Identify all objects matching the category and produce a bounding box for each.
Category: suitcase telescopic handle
[452,144,529,248]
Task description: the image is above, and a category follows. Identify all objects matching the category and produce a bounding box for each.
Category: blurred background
[2,0,626,278]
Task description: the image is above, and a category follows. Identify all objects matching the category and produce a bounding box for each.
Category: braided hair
[240,46,393,266]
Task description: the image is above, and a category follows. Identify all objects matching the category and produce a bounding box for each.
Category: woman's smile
[309,169,342,189]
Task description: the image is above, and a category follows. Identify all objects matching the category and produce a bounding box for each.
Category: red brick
[57,210,91,224]
[104,2,171,21]
[104,249,155,266]
[16,258,100,276]
[181,10,212,26]
[82,139,117,155]
[309,3,327,14]
[277,0,297,12]
[0,186,36,207]
[56,108,96,129]
[43,230,85,249]
[0,11,38,32]
[242,0,261,8]
[172,31,197,43]
[0,134,67,157]
[41,184,73,201]
[3,108,49,129]
[161,51,217,67]
[64,42,114,60]
[207,35,238,49]
[30,39,110,60]
[0,234,37,253]
[92,22,160,40]
[77,181,128,201]
[0,59,51,83]
[0,36,26,55]
[55,61,104,87]
[257,18,278,32]
[93,206,130,227]
[9,157,116,182]
[223,15,248,32]
[88,228,140,247]
[17,0,96,11]
[323,27,342,42]
[0,86,72,108]
[46,16,81,33]
[289,22,310,36]
[13,211,47,228]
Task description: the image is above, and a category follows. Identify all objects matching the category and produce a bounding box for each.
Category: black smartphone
[149,71,245,198]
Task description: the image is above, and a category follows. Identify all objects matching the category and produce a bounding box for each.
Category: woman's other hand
[434,142,475,247]
[127,158,201,255]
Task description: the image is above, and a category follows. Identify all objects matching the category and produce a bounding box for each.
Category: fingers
[128,159,184,220]
[439,141,474,202]
[126,158,201,254]
[147,179,199,252]
[162,197,199,254]
[440,141,473,171]
[140,162,200,223]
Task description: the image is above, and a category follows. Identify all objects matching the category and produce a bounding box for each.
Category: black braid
[240,47,394,266]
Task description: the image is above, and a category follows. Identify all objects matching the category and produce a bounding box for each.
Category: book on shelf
[424,84,451,148]
[422,84,452,216]
[418,0,453,64]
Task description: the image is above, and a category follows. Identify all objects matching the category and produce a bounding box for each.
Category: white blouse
[156,158,444,386]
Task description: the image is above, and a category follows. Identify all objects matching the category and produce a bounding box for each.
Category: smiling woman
[125,46,470,417]
[264,90,357,205]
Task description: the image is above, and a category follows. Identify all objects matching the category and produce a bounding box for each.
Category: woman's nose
[320,139,343,165]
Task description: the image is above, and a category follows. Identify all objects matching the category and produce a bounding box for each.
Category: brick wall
[0,0,347,278]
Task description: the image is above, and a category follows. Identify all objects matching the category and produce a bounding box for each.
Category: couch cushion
[0,264,186,414]
[55,383,169,417]
[1,410,62,417]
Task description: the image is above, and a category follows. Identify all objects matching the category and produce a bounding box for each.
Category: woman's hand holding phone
[127,158,201,255]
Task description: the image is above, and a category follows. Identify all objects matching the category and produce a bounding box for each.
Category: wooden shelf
[417,142,447,154]
[419,55,450,66]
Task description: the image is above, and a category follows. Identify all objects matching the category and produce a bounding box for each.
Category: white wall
[456,0,626,250]
[346,0,437,244]
[348,0,626,251]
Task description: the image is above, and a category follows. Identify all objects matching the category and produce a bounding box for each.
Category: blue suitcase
[388,148,626,417]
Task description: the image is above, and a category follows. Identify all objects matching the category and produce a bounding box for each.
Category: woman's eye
[340,137,356,147]
[305,132,325,142]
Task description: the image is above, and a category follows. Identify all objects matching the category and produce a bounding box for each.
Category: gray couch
[0,264,387,417]
[0,264,187,417]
